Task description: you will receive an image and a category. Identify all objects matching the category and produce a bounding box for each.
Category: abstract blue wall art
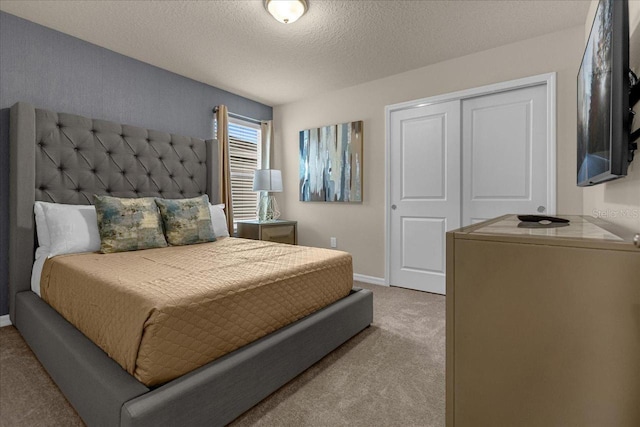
[299,121,363,202]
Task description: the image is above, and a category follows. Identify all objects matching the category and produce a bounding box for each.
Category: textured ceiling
[0,1,589,106]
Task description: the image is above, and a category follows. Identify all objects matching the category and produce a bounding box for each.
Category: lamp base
[257,194,280,222]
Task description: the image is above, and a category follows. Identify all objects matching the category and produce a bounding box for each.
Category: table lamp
[252,169,283,222]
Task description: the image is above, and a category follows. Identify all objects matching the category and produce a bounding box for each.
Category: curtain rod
[213,107,265,125]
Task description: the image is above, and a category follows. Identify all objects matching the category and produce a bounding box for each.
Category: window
[227,120,261,223]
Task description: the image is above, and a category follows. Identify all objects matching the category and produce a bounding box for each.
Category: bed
[8,102,373,426]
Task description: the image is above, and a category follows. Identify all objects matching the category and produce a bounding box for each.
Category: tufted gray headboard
[8,102,219,322]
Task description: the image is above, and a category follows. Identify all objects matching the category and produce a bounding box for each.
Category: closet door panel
[462,84,549,225]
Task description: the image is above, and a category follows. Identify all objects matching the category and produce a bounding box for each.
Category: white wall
[582,1,640,233]
[274,26,585,279]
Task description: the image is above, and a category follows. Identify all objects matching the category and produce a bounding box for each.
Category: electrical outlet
[330,237,337,248]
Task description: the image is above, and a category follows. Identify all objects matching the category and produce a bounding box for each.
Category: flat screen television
[577,0,632,186]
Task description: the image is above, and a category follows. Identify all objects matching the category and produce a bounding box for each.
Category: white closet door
[389,101,461,294]
[387,78,553,295]
[462,84,550,225]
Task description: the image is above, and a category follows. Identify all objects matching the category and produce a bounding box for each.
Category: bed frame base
[16,288,373,426]
[15,292,148,426]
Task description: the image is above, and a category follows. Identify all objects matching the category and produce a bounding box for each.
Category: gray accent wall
[0,11,272,316]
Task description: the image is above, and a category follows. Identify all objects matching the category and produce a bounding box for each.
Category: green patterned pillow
[155,195,216,246]
[94,195,168,253]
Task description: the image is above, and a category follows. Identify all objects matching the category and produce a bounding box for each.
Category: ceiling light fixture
[264,0,308,24]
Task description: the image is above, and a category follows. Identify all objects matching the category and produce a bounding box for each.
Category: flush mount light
[264,0,308,24]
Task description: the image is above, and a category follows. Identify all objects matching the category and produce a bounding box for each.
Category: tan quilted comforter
[40,238,353,386]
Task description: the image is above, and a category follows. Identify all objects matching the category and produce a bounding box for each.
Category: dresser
[446,215,640,427]
[236,219,297,245]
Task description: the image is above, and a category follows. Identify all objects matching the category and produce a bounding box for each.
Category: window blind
[228,122,261,221]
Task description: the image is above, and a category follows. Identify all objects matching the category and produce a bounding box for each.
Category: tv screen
[577,0,630,186]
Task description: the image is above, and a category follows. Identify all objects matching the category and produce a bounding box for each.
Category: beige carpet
[0,283,445,426]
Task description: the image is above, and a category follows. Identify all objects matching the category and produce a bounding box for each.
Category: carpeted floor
[0,282,445,426]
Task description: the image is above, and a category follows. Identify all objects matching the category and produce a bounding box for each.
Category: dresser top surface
[450,215,637,250]
[472,215,624,241]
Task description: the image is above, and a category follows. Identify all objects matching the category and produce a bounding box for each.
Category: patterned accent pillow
[94,195,168,253]
[155,195,216,246]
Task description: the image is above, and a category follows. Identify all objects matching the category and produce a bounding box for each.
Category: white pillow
[35,201,101,258]
[34,202,50,248]
[32,201,100,295]
[209,203,230,238]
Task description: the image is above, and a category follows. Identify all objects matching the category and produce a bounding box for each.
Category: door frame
[384,72,557,287]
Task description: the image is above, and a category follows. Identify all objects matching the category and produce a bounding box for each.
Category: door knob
[537,206,546,213]
[391,204,397,210]
[634,233,639,248]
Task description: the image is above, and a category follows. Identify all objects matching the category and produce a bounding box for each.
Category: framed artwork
[299,121,363,202]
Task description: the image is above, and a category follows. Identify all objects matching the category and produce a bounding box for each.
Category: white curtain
[215,105,234,232]
[260,120,274,169]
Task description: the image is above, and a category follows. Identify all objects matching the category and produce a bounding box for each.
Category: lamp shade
[253,169,283,192]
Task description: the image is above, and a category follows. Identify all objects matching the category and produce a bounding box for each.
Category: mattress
[40,237,353,386]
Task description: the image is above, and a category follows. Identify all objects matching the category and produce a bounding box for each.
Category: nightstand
[236,220,297,245]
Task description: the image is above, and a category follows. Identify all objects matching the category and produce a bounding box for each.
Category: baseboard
[0,314,12,328]
[353,273,387,286]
